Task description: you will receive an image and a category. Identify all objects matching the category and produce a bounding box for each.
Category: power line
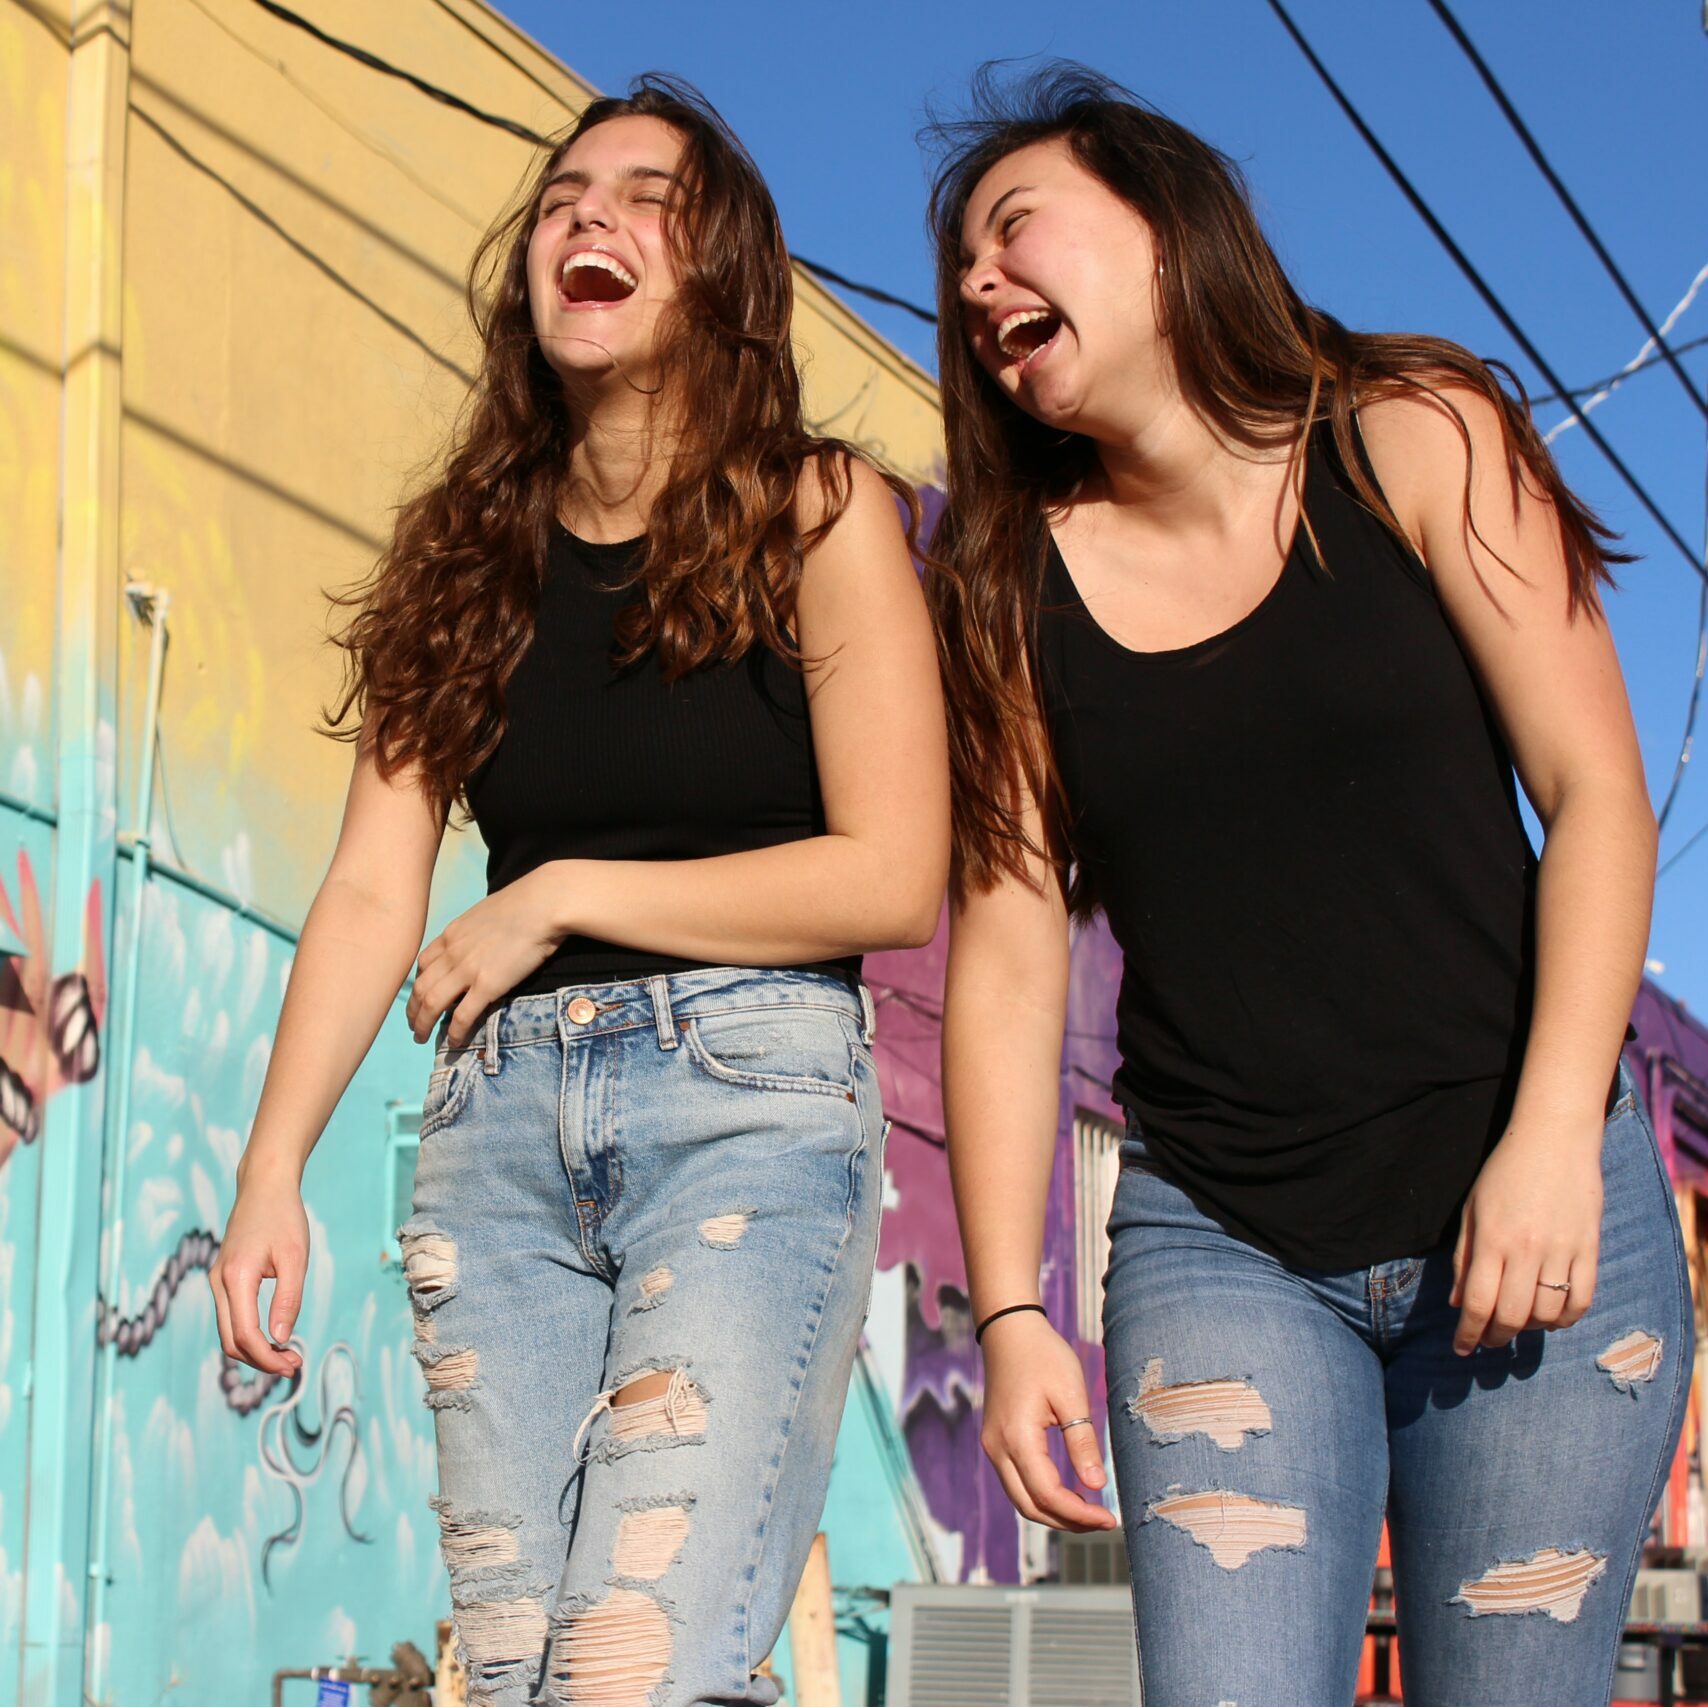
[1265,0,1707,588]
[246,0,938,327]
[424,0,571,109]
[131,105,475,384]
[1655,567,1706,836]
[182,0,488,230]
[1658,813,1708,880]
[791,256,937,326]
[1426,0,1708,424]
[1545,261,1708,443]
[1420,5,1708,838]
[1654,444,1708,837]
[250,0,545,142]
[1532,330,1708,408]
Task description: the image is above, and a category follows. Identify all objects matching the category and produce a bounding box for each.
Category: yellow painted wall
[0,0,70,802]
[86,0,942,931]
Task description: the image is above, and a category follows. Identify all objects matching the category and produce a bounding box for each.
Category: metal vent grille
[890,1585,1140,1707]
[1058,1530,1131,1587]
[906,1605,1015,1706]
[1027,1605,1137,1707]
[1073,1110,1124,1341]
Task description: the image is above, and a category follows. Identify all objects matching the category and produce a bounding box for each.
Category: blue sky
[502,0,1708,1016]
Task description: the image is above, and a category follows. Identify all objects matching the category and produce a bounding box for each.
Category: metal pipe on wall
[85,583,171,1706]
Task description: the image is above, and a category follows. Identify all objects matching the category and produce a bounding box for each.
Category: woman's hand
[210,1159,309,1377]
[1451,1118,1604,1354]
[979,1312,1119,1532]
[407,865,569,1045]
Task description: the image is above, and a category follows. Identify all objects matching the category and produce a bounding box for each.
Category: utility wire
[1422,8,1708,838]
[131,105,475,384]
[1545,261,1708,444]
[1655,446,1708,837]
[249,0,544,142]
[1426,0,1708,424]
[184,0,488,229]
[792,257,937,326]
[1658,814,1708,880]
[1421,1,1708,847]
[1656,569,1706,836]
[246,0,938,326]
[1425,6,1708,837]
[1264,0,1707,588]
[425,0,571,108]
[1533,330,1708,408]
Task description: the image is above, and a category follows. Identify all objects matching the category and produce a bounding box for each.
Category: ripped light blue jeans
[401,968,886,1707]
[1103,1064,1691,1707]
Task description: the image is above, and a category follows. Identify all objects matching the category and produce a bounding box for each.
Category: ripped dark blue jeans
[1103,1065,1691,1707]
[401,968,886,1707]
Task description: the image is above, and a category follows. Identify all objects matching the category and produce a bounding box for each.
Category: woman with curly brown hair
[211,77,947,1707]
[928,64,1686,1707]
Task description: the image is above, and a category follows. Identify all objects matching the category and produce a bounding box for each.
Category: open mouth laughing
[557,247,640,309]
[994,305,1063,373]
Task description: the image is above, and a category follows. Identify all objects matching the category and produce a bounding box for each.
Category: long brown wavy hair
[325,74,919,818]
[924,63,1627,908]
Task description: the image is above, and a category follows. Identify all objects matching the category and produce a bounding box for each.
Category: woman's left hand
[406,866,568,1045]
[1451,1119,1603,1354]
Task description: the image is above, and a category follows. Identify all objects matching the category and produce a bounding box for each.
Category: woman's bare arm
[1362,387,1655,1350]
[212,730,445,1372]
[942,790,1116,1531]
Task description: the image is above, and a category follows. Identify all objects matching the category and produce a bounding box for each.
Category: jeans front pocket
[420,1045,481,1137]
[682,1006,859,1098]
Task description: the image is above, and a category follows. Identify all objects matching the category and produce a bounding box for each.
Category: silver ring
[1051,1416,1094,1431]
[1537,1280,1571,1294]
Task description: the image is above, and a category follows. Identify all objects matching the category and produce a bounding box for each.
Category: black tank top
[1036,422,1536,1268]
[467,524,854,999]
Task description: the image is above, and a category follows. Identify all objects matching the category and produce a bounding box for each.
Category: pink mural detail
[0,849,106,1166]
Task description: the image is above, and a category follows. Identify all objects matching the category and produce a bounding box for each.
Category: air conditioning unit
[1056,1530,1131,1587]
[1629,1567,1703,1623]
[888,1584,1140,1707]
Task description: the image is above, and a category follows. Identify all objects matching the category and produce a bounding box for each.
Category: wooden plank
[788,1532,842,1707]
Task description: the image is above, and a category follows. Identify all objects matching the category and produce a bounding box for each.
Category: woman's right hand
[209,1160,308,1377]
[979,1312,1119,1532]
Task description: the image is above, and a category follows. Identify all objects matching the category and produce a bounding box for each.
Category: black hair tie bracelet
[975,1302,1047,1345]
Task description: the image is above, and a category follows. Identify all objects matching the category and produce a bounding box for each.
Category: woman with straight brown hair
[927,62,1686,1706]
[211,75,947,1707]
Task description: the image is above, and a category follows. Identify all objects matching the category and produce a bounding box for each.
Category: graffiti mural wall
[85,873,449,1700]
[4,1,949,1702]
[858,913,1125,1589]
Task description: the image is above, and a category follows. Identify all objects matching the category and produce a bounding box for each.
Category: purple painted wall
[864,912,1125,1583]
[1628,981,1708,1180]
[862,479,1143,1579]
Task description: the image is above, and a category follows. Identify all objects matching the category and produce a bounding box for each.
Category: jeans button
[566,996,598,1025]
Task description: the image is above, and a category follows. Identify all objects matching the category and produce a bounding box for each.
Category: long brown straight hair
[924,64,1625,909]
[325,75,920,820]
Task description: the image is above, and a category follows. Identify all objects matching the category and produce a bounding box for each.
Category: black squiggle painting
[96,1225,373,1584]
[258,1340,371,1586]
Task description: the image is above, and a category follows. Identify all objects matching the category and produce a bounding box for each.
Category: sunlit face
[957,138,1163,431]
[526,114,686,388]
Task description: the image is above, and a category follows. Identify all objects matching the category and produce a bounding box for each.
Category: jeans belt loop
[649,975,678,1050]
[858,982,877,1046]
[482,1007,501,1074]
